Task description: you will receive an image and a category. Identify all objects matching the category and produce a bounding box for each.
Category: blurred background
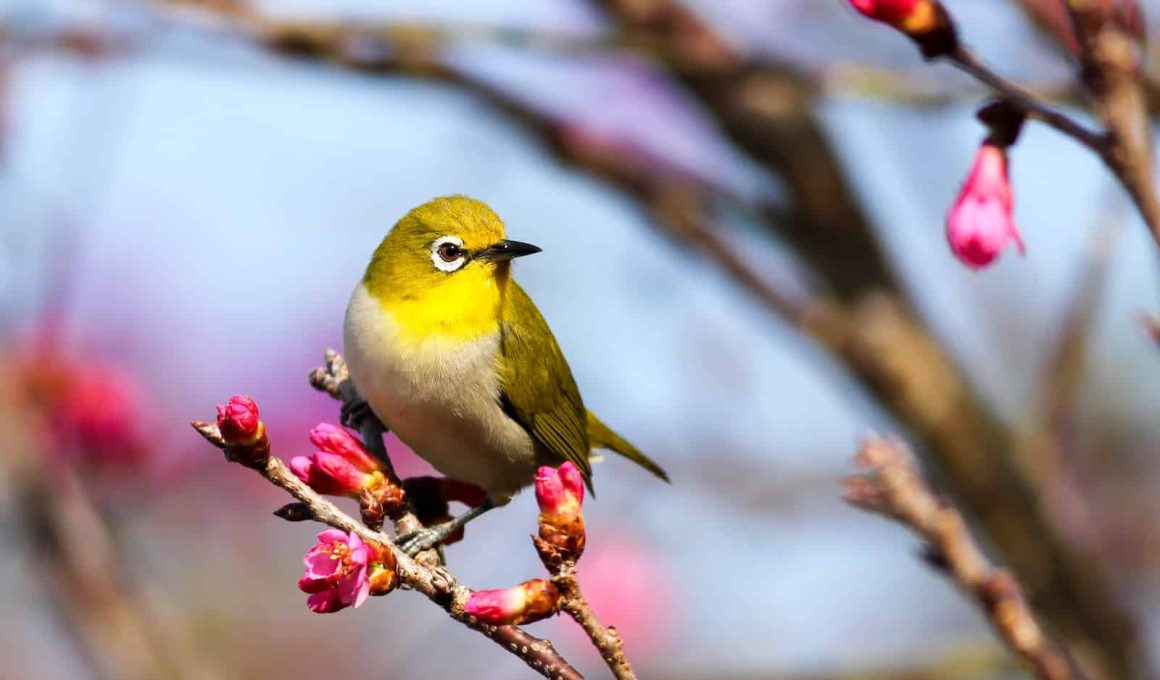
[1,0,1158,678]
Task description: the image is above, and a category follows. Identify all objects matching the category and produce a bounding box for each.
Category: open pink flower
[947,142,1025,269]
[297,529,372,613]
[291,423,384,497]
[534,462,584,520]
[464,579,559,625]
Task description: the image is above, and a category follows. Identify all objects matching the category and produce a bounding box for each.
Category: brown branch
[947,46,1106,152]
[193,358,583,680]
[1069,10,1160,252]
[1019,205,1123,495]
[0,403,213,679]
[544,558,636,680]
[843,437,1088,680]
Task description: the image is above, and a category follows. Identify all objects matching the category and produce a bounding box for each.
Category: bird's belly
[344,284,541,503]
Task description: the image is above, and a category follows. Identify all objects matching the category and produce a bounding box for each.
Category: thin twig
[947,46,1107,152]
[843,437,1088,680]
[547,560,636,680]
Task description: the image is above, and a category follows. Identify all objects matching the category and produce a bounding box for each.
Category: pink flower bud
[946,143,1025,270]
[308,423,381,474]
[292,424,388,498]
[216,395,260,444]
[534,462,587,560]
[535,462,584,520]
[298,529,372,613]
[464,579,560,625]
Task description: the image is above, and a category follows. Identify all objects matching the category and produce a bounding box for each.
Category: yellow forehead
[397,195,506,249]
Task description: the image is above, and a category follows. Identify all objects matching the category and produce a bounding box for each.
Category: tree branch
[947,46,1106,152]
[844,437,1088,680]
[193,357,583,680]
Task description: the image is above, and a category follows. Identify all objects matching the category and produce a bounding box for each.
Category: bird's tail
[586,411,670,483]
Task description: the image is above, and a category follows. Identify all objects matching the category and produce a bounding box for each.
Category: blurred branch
[0,403,211,679]
[1019,205,1123,495]
[844,437,1088,680]
[583,2,1144,679]
[1006,0,1160,113]
[191,352,582,680]
[1144,314,1160,346]
[1065,7,1160,253]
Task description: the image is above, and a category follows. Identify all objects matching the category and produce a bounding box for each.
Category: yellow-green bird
[344,195,668,555]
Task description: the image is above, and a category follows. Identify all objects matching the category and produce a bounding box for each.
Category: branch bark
[844,437,1088,680]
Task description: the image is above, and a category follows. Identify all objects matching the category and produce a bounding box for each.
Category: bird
[343,195,668,556]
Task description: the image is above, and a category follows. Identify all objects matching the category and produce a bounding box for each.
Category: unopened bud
[274,502,314,522]
[847,0,958,58]
[464,579,560,625]
[946,142,1025,270]
[534,462,586,560]
[214,395,269,467]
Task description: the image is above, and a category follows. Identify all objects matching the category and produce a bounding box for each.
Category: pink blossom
[297,529,372,613]
[216,395,260,444]
[946,143,1025,269]
[534,462,585,520]
[464,579,559,625]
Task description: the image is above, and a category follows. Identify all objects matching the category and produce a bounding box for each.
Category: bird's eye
[430,236,468,272]
[437,242,463,263]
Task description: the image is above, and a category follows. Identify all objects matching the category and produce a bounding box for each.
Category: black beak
[478,239,542,262]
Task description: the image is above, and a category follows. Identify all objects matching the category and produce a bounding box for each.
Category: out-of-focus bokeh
[1,0,1158,678]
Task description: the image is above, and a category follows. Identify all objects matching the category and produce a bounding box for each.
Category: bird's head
[362,196,541,338]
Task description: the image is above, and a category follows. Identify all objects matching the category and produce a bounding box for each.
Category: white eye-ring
[430,236,467,272]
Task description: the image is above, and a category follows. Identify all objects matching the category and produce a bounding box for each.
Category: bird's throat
[372,264,508,346]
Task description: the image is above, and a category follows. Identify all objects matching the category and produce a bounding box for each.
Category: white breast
[343,283,541,504]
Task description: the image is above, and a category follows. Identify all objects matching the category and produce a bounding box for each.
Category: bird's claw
[396,526,453,557]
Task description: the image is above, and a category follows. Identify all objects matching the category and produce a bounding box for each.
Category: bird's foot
[341,398,375,429]
[396,523,457,558]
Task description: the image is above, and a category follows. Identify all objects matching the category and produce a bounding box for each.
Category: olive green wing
[499,283,594,490]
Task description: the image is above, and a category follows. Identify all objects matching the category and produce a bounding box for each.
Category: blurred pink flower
[946,142,1024,269]
[14,351,150,469]
[297,529,372,613]
[56,364,147,467]
[464,579,559,625]
[216,395,260,445]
